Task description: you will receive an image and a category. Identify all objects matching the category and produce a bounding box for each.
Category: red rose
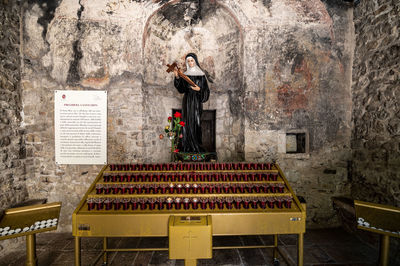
[168,116,172,121]
[179,121,185,127]
[174,111,182,118]
[174,148,179,153]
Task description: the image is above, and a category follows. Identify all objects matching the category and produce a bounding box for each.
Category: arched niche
[141,1,245,161]
[142,0,243,92]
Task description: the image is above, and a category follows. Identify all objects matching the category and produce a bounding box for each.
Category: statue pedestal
[174,152,218,162]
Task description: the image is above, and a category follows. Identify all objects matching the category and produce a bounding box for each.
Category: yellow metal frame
[354,200,400,266]
[0,202,62,266]
[72,164,306,265]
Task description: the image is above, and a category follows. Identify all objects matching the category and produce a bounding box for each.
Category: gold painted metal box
[169,215,212,259]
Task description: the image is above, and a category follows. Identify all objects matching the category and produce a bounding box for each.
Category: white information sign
[55,90,107,165]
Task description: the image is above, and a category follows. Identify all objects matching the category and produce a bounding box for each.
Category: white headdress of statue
[184,53,205,76]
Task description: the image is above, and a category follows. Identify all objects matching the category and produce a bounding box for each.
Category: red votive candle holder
[166,197,173,210]
[95,184,103,194]
[260,198,267,209]
[157,198,165,210]
[251,198,258,209]
[131,198,138,210]
[270,185,276,193]
[168,183,175,193]
[160,184,167,194]
[176,184,183,194]
[254,184,261,193]
[192,198,199,209]
[127,184,134,194]
[145,184,151,194]
[217,198,224,209]
[192,184,199,193]
[226,197,233,209]
[209,199,216,210]
[192,174,198,182]
[95,198,104,210]
[103,185,111,194]
[102,198,109,210]
[267,198,274,209]
[243,198,250,209]
[262,184,269,193]
[148,174,153,182]
[153,184,159,194]
[284,197,292,208]
[199,184,206,194]
[277,184,285,193]
[183,198,190,210]
[87,198,95,211]
[200,198,208,209]
[234,197,242,209]
[112,185,120,194]
[276,198,283,209]
[122,198,130,210]
[139,198,147,210]
[114,198,121,210]
[148,198,156,210]
[184,183,191,193]
[239,184,245,193]
[246,183,253,193]
[136,184,143,194]
[120,185,127,194]
[231,184,238,193]
[223,183,230,193]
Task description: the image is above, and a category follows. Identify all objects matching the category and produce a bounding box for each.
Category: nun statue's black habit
[174,53,210,153]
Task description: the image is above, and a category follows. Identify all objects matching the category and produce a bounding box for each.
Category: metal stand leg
[298,233,304,266]
[379,235,389,266]
[26,234,37,266]
[75,236,81,266]
[184,259,197,266]
[103,237,108,265]
[273,234,278,259]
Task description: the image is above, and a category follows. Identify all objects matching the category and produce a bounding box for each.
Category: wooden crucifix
[166,62,197,87]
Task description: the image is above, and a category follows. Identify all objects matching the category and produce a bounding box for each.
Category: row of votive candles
[103,172,279,183]
[87,196,293,211]
[109,162,273,171]
[95,182,285,194]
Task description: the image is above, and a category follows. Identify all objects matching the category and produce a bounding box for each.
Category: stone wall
[0,0,27,256]
[18,0,355,231]
[351,0,400,206]
[243,0,355,226]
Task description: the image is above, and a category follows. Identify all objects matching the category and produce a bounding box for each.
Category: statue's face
[187,57,196,68]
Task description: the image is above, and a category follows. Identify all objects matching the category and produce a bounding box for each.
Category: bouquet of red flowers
[163,111,185,155]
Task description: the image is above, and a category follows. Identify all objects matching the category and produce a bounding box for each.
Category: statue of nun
[173,53,210,153]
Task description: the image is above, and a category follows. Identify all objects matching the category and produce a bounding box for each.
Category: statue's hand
[173,69,179,78]
[191,85,200,91]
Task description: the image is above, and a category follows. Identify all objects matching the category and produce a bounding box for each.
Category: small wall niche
[286,131,308,154]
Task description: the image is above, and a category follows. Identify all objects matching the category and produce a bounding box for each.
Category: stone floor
[0,227,395,266]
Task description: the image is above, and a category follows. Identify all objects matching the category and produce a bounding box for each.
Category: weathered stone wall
[18,0,355,231]
[242,0,354,226]
[351,0,400,206]
[0,0,28,255]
